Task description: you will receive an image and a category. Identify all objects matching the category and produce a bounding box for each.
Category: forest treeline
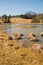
[0,12,43,23]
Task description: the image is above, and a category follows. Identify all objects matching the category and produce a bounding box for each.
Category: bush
[31,18,40,23]
[2,15,10,23]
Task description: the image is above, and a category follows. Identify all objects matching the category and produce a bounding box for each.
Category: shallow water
[5,23,43,45]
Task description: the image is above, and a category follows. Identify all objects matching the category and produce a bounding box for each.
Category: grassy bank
[0,17,43,24]
[0,24,43,65]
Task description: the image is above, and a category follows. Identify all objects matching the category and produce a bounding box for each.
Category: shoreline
[10,22,43,24]
[0,17,43,24]
[1,22,43,24]
[0,22,43,65]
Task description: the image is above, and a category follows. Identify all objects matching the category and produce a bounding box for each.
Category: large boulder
[27,32,36,39]
[14,32,23,36]
[40,32,43,36]
[29,37,39,42]
[32,43,43,53]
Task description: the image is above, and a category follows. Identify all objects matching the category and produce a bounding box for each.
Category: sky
[0,0,43,16]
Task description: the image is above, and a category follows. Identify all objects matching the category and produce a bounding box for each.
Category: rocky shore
[0,23,43,65]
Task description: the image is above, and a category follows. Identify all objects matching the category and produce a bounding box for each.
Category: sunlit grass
[11,25,38,29]
[0,23,43,65]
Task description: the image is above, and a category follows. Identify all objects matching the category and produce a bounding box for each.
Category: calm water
[5,23,43,46]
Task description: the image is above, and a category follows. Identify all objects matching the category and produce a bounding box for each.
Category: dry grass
[0,17,43,24]
[10,17,32,24]
[0,24,43,65]
[0,43,43,65]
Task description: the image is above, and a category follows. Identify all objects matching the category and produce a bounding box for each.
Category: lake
[4,23,43,46]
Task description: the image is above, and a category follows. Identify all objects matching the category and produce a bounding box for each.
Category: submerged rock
[8,36,13,40]
[15,35,22,40]
[14,32,23,40]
